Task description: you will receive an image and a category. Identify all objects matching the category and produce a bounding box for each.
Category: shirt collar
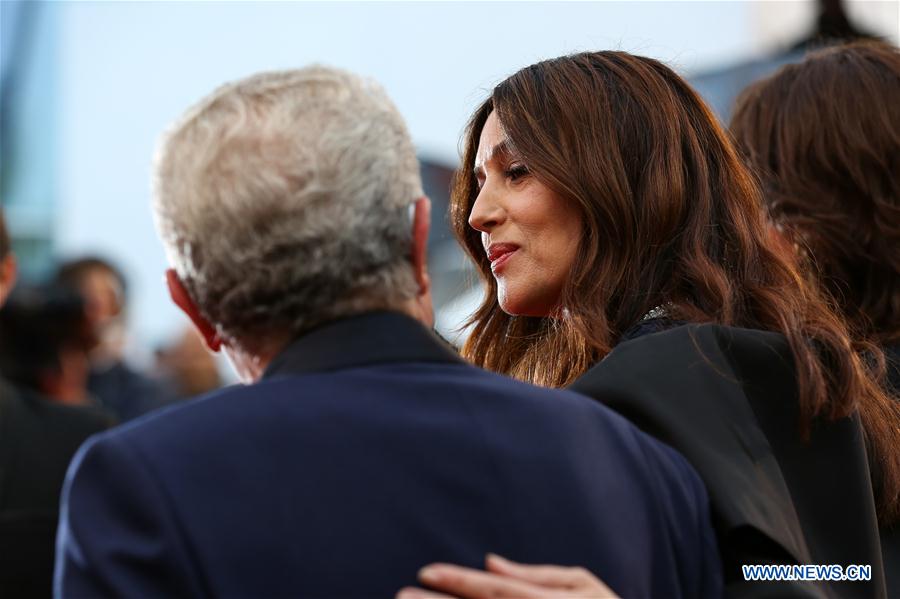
[262,310,463,379]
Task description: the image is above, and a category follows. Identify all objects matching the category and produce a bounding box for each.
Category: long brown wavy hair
[450,51,900,523]
[731,41,900,346]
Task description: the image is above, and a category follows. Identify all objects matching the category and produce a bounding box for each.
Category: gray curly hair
[153,66,422,347]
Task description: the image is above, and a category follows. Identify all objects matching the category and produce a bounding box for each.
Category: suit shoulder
[568,324,794,476]
[91,383,242,442]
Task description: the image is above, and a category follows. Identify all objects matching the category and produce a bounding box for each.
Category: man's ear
[0,255,17,308]
[165,269,221,352]
[409,196,434,328]
[411,196,431,297]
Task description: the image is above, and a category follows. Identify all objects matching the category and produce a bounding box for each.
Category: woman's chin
[498,295,551,318]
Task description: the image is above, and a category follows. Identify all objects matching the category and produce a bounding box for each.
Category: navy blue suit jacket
[56,312,721,598]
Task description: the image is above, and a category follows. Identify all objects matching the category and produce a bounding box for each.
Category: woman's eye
[505,164,530,182]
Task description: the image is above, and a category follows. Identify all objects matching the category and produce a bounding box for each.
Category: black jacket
[0,378,112,598]
[880,344,900,596]
[572,323,888,599]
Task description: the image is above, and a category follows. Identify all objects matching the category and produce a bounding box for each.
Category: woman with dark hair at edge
[730,39,900,596]
[397,49,900,599]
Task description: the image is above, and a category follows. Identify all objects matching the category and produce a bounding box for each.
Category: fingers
[417,563,545,599]
[485,554,572,586]
[486,555,618,597]
[396,586,456,599]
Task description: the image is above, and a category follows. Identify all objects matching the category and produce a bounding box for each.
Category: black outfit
[880,344,900,596]
[0,377,112,598]
[572,322,888,599]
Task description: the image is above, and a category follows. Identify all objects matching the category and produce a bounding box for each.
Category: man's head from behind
[153,67,432,380]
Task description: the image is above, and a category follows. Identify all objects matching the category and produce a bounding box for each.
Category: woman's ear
[165,269,221,352]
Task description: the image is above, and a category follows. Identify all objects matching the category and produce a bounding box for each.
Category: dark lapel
[262,311,463,379]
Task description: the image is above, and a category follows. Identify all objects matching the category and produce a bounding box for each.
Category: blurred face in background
[78,267,124,324]
[155,326,221,397]
[468,111,581,317]
[73,266,127,361]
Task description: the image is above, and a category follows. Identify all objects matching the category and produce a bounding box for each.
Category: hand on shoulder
[396,554,618,599]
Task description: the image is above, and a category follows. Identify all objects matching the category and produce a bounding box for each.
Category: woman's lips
[487,244,519,274]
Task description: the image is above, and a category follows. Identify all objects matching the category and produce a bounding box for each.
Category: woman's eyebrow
[473,139,513,177]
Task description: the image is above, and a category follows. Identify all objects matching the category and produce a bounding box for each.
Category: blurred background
[2,0,898,387]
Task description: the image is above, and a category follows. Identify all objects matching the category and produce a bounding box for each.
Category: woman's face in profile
[469,112,581,317]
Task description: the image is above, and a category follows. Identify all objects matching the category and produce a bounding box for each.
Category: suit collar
[262,311,463,378]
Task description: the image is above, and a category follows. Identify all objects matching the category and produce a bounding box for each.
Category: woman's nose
[468,189,505,233]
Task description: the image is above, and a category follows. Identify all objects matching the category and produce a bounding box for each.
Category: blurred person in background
[730,40,899,392]
[0,283,97,406]
[691,0,879,121]
[55,256,178,420]
[154,326,222,398]
[730,39,900,595]
[55,66,721,598]
[0,209,112,599]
